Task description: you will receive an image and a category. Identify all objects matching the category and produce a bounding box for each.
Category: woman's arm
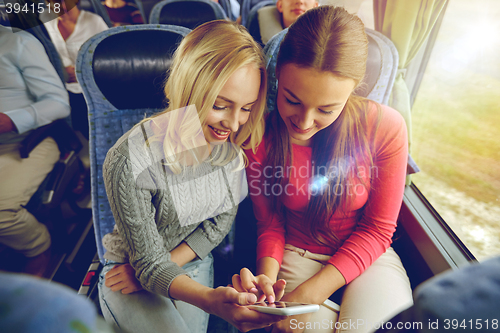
[170,241,197,266]
[245,140,287,268]
[327,104,408,284]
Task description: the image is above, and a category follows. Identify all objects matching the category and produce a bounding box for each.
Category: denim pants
[98,254,214,333]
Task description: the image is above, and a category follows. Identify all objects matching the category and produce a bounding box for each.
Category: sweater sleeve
[245,140,286,266]
[185,206,238,259]
[186,155,246,258]
[103,148,187,298]
[327,104,408,283]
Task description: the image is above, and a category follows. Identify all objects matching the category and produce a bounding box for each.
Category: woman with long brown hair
[237,6,413,332]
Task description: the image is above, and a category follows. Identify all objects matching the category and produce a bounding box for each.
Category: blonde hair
[143,20,267,174]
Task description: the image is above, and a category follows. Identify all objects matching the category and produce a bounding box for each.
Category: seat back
[139,0,163,24]
[244,0,275,47]
[264,27,399,112]
[240,0,272,26]
[149,0,226,28]
[76,24,191,263]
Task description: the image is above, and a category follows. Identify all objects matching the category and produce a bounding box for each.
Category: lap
[278,246,413,333]
[99,254,214,333]
[0,138,59,210]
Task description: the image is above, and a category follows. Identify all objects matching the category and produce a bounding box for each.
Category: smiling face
[276,0,318,28]
[203,65,261,145]
[277,64,356,146]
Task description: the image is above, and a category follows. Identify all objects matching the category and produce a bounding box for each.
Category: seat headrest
[93,29,184,110]
[159,1,218,29]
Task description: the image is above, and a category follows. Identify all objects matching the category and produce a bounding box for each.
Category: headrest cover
[415,257,500,326]
[159,1,217,29]
[93,29,184,110]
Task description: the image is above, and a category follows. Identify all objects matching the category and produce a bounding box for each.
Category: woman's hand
[232,267,287,303]
[204,286,287,332]
[270,312,312,333]
[104,263,143,294]
[269,293,313,333]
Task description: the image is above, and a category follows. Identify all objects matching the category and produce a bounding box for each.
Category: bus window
[411,0,500,260]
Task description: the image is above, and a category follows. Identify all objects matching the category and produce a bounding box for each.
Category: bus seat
[78,0,113,27]
[363,29,399,106]
[76,24,191,264]
[138,0,162,24]
[244,0,275,47]
[240,0,272,26]
[149,0,227,28]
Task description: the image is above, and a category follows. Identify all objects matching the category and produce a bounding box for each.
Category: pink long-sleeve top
[245,103,408,283]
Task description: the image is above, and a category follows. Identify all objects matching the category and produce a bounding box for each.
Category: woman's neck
[57,6,80,40]
[104,0,127,8]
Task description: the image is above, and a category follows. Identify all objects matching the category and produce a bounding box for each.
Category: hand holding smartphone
[248,301,320,316]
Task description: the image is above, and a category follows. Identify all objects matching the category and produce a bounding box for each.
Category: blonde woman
[236,6,413,333]
[98,21,285,333]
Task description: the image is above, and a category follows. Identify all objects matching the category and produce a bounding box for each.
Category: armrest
[19,119,83,158]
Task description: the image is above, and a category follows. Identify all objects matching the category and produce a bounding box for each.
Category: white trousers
[278,245,414,333]
[0,138,59,256]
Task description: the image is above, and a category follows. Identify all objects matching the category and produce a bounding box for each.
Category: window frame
[400,185,476,277]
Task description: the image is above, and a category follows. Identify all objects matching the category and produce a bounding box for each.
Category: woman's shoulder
[366,101,406,135]
[106,122,151,162]
[79,10,109,30]
[365,100,408,152]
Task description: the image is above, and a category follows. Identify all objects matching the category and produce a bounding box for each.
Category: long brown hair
[267,6,379,245]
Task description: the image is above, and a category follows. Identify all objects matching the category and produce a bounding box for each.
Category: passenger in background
[102,0,144,26]
[98,20,285,333]
[237,6,413,333]
[44,0,108,139]
[0,24,70,276]
[256,0,318,45]
[211,0,240,21]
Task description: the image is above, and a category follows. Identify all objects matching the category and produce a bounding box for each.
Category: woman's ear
[276,0,283,13]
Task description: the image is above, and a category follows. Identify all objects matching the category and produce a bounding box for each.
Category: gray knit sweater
[101,124,247,299]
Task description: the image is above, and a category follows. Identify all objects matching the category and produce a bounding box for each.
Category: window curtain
[373,0,447,183]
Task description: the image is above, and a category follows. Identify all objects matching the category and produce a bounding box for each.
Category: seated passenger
[0,24,70,276]
[102,0,144,26]
[236,6,413,332]
[211,0,240,21]
[257,0,318,45]
[44,0,108,139]
[97,21,285,333]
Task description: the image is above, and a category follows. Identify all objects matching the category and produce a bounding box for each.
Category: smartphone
[248,301,320,316]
